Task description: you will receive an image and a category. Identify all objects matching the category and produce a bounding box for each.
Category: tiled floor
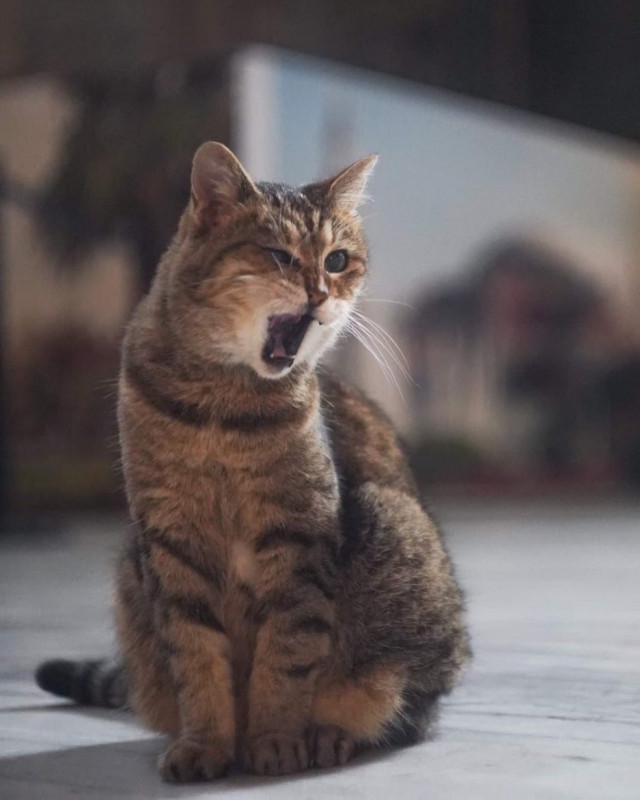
[1,503,639,799]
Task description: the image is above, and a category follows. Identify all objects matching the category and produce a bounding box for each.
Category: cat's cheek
[297,321,340,368]
[231,330,272,376]
[314,298,351,327]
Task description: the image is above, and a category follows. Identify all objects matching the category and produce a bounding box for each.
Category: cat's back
[319,371,417,496]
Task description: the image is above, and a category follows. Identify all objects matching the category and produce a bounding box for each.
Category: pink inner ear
[191,159,233,210]
[329,154,378,214]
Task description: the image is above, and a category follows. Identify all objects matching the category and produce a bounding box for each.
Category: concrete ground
[1,502,639,799]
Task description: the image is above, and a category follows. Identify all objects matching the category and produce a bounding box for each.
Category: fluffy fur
[36,142,470,782]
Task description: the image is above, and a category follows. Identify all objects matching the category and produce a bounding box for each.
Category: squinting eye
[266,248,293,266]
[325,249,348,273]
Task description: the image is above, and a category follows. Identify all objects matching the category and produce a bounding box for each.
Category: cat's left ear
[190,142,259,225]
[320,154,378,216]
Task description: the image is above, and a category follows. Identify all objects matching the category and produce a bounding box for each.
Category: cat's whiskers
[345,321,389,381]
[351,308,410,370]
[350,309,414,383]
[353,323,414,389]
[345,319,405,401]
[359,296,416,311]
[352,325,405,401]
[289,238,305,268]
[267,254,284,276]
[259,203,287,275]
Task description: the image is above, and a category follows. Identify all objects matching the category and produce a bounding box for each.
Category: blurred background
[1,0,640,517]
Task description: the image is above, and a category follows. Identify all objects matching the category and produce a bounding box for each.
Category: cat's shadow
[0,707,404,799]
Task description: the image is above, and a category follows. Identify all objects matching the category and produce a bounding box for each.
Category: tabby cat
[36,142,470,782]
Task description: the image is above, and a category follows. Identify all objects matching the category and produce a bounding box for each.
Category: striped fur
[35,143,470,782]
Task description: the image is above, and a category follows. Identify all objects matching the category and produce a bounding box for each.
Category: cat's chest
[203,424,340,538]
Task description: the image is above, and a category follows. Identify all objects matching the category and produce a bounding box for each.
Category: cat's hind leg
[307,482,470,768]
[309,663,408,767]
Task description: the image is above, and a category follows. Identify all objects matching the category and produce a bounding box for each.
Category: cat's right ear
[190,142,258,225]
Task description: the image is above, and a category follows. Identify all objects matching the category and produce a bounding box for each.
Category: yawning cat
[36,142,470,782]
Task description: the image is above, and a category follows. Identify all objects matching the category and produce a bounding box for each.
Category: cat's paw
[159,737,232,783]
[309,724,356,769]
[245,734,310,776]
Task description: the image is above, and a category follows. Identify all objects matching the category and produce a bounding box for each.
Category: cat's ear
[321,154,378,216]
[190,142,258,224]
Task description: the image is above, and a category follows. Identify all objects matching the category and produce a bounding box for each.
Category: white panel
[230,46,280,181]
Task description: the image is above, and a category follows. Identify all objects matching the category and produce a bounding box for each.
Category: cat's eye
[325,249,349,273]
[266,248,294,266]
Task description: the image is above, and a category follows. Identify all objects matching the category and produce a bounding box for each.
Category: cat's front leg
[137,527,235,782]
[157,611,235,783]
[244,525,339,776]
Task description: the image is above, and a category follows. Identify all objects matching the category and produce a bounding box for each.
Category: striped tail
[35,658,128,709]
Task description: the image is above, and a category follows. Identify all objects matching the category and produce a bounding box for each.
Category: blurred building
[405,239,634,480]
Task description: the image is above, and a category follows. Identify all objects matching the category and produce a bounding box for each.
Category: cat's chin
[256,362,296,380]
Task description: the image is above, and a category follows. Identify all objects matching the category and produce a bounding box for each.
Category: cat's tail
[35,657,128,709]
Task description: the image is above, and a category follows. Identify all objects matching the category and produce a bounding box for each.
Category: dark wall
[1,1,640,142]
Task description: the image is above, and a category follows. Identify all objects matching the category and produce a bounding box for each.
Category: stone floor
[1,502,639,799]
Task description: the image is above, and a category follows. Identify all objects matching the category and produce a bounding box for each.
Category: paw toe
[311,725,356,769]
[246,735,310,776]
[159,738,231,783]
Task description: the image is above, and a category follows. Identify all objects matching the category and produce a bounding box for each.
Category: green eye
[325,249,348,273]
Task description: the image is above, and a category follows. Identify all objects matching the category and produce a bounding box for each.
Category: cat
[36,142,470,782]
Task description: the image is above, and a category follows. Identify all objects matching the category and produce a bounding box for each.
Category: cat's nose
[307,287,328,308]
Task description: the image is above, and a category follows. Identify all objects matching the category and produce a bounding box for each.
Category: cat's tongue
[272,334,288,360]
[262,312,314,372]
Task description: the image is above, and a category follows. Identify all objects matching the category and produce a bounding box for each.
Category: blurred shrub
[408,432,490,487]
[597,355,640,488]
[9,325,122,510]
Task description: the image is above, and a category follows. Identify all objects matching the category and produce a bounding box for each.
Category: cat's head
[164,142,377,380]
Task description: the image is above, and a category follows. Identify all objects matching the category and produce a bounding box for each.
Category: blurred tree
[38,61,230,292]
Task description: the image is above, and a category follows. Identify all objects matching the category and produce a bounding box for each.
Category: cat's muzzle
[262,313,314,372]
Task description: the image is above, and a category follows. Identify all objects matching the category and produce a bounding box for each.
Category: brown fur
[37,143,470,782]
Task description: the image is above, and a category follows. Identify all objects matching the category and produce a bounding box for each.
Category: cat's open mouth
[262,313,313,371]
